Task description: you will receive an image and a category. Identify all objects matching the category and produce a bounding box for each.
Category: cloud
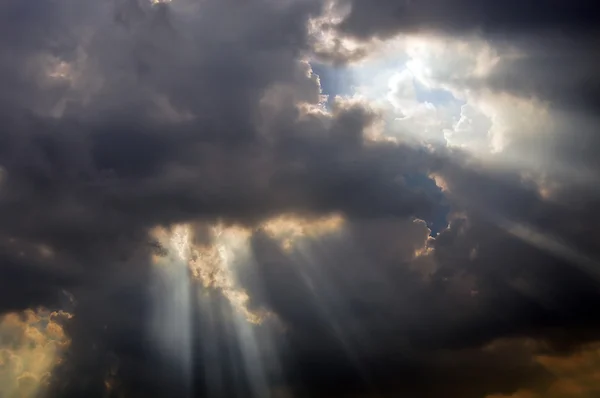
[0,308,71,398]
[0,0,440,395]
[0,0,600,397]
[332,0,600,40]
[316,1,600,193]
[486,339,600,398]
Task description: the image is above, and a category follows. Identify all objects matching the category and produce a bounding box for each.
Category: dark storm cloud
[473,37,600,114]
[2,0,600,397]
[0,0,434,247]
[0,0,441,396]
[0,240,76,313]
[334,0,600,40]
[427,156,600,352]
[233,152,600,397]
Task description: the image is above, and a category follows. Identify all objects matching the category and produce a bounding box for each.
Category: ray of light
[260,215,376,371]
[209,229,271,398]
[292,239,375,384]
[152,214,353,397]
[191,223,281,398]
[494,217,600,281]
[189,224,266,324]
[150,225,193,396]
[231,310,271,398]
[196,288,227,398]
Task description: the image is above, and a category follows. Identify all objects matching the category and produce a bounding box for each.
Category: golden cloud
[261,213,344,251]
[151,214,345,325]
[0,308,72,398]
[486,340,600,398]
[151,223,265,324]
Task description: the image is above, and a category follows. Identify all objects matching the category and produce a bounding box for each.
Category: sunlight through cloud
[188,224,267,325]
[0,309,72,398]
[262,213,345,252]
[149,225,193,394]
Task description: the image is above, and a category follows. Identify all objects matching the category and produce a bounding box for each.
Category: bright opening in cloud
[2,0,600,396]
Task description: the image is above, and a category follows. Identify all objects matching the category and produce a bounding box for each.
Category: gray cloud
[1,0,600,397]
[327,0,600,154]
[232,153,600,396]
[0,0,438,395]
[334,0,600,40]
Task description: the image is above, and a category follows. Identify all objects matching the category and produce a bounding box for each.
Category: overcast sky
[1,0,600,397]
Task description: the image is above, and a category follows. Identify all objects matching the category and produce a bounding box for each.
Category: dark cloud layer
[1,0,600,397]
[239,167,600,397]
[335,0,600,39]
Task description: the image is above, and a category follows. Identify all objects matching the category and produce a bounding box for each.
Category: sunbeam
[150,225,193,397]
[189,224,266,325]
[3,0,600,396]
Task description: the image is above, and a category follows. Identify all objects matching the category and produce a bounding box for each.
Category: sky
[1,0,600,397]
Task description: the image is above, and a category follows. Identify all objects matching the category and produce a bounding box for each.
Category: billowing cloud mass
[1,0,600,397]
[0,309,71,398]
